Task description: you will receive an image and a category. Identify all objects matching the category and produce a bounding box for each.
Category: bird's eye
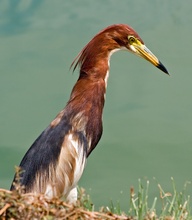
[128,36,136,44]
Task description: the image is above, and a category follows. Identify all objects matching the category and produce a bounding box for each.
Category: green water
[1,0,192,210]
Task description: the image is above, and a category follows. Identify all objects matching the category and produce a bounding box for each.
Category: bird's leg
[65,187,77,203]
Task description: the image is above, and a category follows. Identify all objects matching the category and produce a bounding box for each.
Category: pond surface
[0,0,192,211]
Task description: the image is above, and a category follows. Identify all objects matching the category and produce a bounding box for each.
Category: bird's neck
[66,74,106,156]
[67,48,121,155]
[78,47,120,86]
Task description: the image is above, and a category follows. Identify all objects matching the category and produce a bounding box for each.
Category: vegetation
[0,169,191,219]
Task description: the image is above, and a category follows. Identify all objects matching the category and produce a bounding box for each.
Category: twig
[0,203,11,215]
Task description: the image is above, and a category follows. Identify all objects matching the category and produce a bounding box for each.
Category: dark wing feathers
[11,117,72,191]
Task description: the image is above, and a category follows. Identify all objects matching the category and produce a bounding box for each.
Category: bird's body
[11,24,168,202]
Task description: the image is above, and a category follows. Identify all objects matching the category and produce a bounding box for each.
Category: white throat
[104,47,125,88]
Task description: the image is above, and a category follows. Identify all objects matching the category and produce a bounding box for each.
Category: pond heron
[11,24,169,203]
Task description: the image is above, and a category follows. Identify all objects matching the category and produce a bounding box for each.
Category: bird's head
[107,24,169,74]
[72,24,169,75]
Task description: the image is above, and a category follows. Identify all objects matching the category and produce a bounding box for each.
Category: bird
[10,24,169,203]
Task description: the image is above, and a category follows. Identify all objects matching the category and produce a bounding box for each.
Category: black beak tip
[157,61,169,75]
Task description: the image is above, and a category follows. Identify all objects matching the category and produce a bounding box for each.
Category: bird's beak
[129,41,169,75]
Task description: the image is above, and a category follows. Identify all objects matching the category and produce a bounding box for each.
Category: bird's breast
[44,130,87,199]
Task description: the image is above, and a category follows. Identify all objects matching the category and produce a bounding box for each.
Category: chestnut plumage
[10,24,168,203]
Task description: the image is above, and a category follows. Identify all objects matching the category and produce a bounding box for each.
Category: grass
[127,178,191,219]
[0,169,191,219]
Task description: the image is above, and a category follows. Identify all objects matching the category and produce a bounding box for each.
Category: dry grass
[0,187,131,220]
[1,168,130,219]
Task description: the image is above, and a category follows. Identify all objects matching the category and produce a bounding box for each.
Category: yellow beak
[130,42,169,75]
